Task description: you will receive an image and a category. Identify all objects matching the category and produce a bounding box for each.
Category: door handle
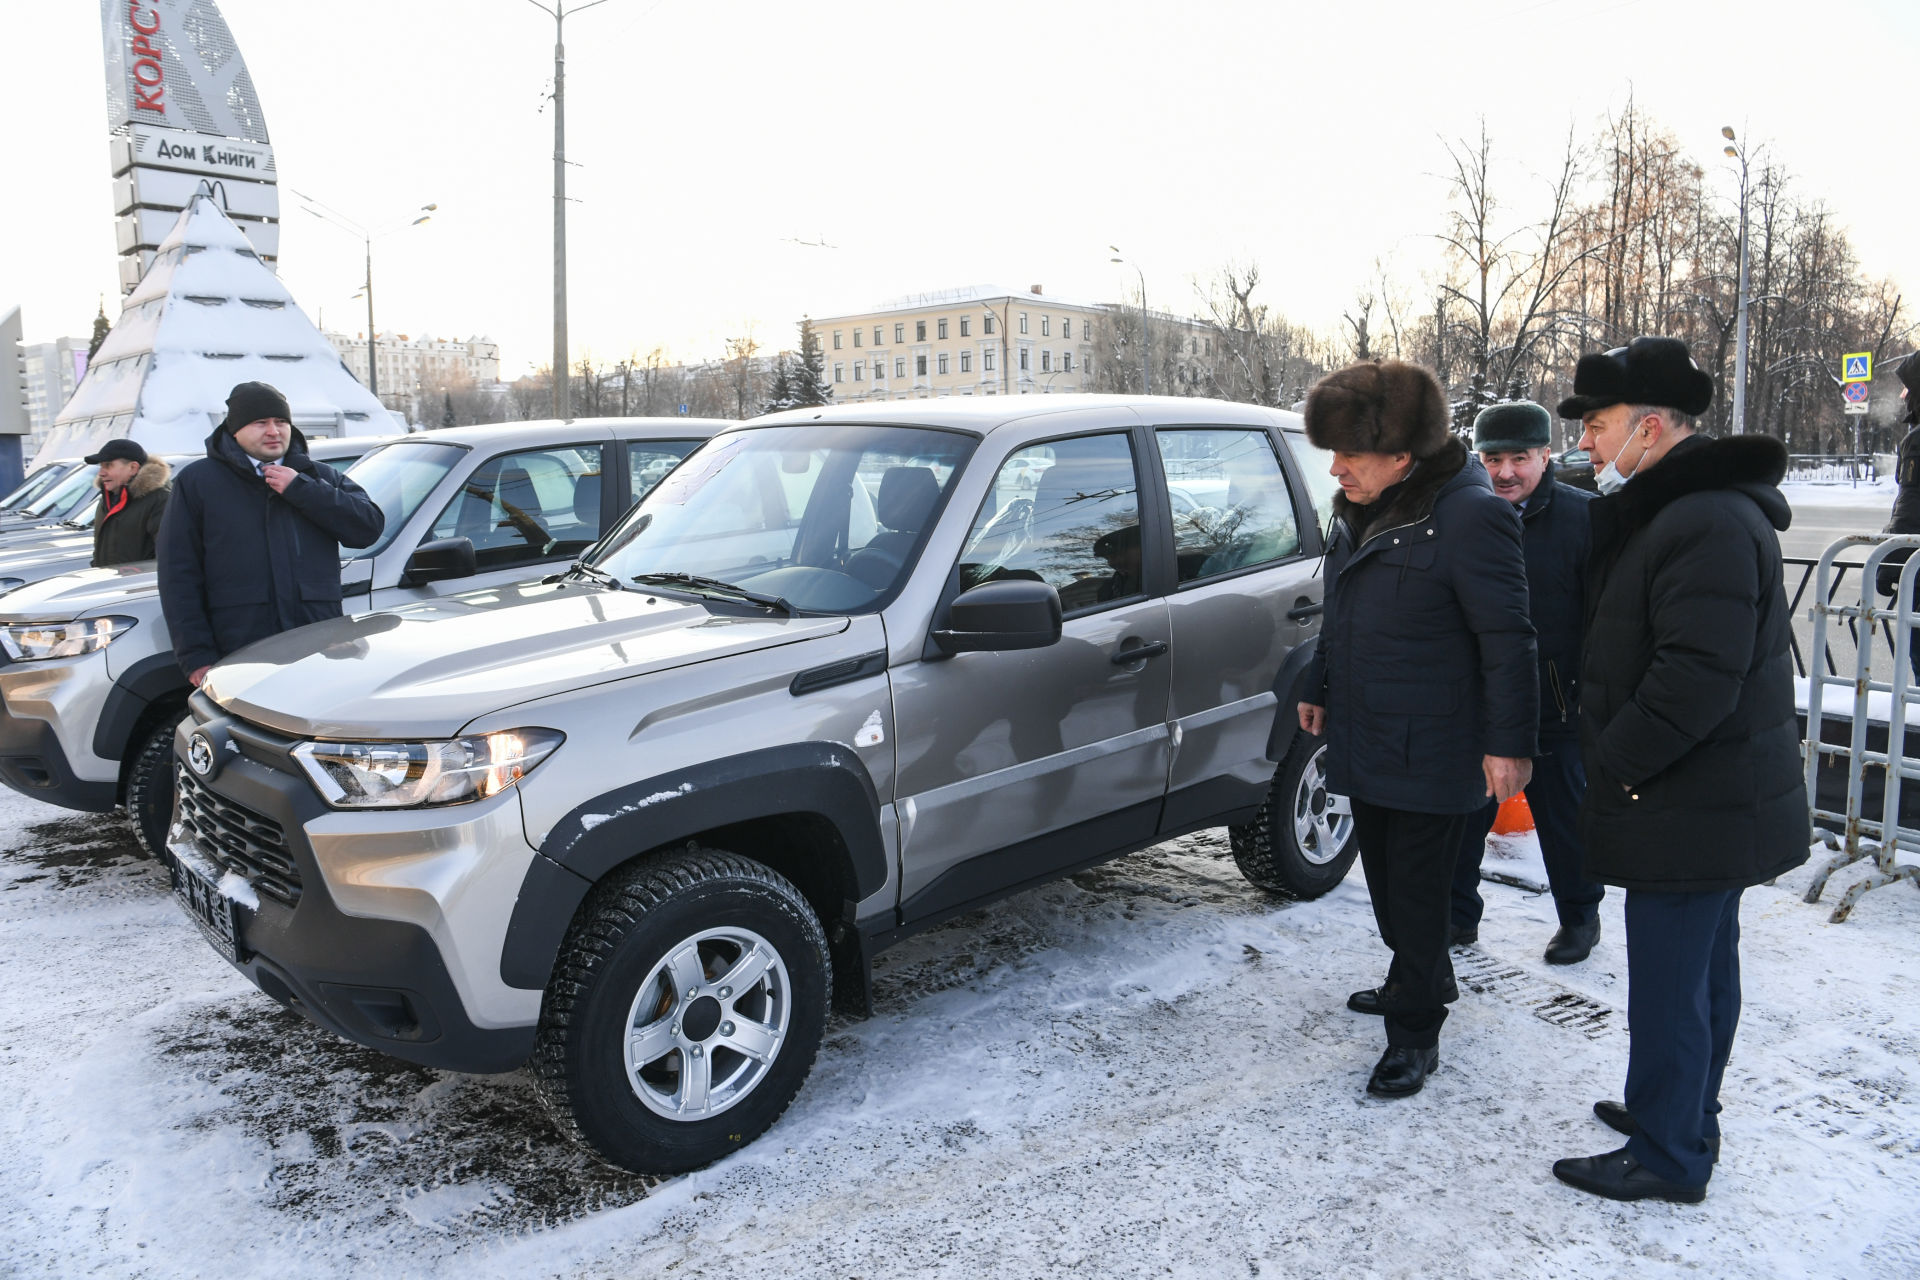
[1111,640,1169,665]
[1287,598,1324,621]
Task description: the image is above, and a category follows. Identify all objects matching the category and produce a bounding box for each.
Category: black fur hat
[1556,337,1714,420]
[1304,360,1451,458]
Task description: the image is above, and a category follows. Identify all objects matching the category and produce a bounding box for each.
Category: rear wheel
[1229,731,1357,900]
[532,847,830,1175]
[124,713,184,861]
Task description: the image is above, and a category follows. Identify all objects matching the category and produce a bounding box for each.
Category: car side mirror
[932,579,1063,654]
[400,536,477,587]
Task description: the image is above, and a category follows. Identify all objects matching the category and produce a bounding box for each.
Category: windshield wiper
[631,571,792,614]
[567,561,625,592]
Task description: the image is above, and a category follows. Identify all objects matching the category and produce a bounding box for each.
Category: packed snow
[0,788,1914,1278]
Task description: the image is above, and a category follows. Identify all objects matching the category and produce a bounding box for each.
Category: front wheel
[532,848,830,1175]
[124,713,185,860]
[1229,731,1357,900]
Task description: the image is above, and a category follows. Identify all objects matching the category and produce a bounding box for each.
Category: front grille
[176,766,302,906]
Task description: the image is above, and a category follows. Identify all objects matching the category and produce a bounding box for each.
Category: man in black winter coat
[1450,401,1606,964]
[1299,360,1538,1099]
[1549,337,1809,1205]
[157,381,384,687]
[1876,352,1920,681]
[85,438,172,568]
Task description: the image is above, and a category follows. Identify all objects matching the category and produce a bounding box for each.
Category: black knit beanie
[222,381,292,433]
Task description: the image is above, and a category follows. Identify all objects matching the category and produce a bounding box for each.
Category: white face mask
[1594,423,1653,495]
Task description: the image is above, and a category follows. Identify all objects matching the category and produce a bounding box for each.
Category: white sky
[4,0,1917,379]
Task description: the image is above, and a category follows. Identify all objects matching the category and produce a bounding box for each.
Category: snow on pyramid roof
[40,194,389,461]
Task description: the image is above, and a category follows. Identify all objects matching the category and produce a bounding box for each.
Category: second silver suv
[170,397,1355,1175]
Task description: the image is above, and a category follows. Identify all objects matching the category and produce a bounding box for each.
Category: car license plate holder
[170,838,248,965]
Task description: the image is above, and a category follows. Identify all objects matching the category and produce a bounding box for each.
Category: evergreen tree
[441,390,456,429]
[86,297,111,364]
[761,356,797,414]
[792,317,832,408]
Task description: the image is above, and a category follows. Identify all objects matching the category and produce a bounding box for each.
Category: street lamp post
[523,0,613,421]
[1723,126,1751,435]
[1110,246,1150,394]
[978,294,1012,396]
[295,192,435,403]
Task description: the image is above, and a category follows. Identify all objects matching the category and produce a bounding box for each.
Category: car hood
[0,533,98,573]
[0,564,162,622]
[205,580,852,740]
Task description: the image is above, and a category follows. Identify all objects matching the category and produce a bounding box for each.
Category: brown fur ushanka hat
[1304,360,1452,459]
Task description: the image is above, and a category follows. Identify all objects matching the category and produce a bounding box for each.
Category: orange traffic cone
[1491,790,1535,835]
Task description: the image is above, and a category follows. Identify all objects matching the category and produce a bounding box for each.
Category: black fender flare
[499,741,887,991]
[1264,634,1321,764]
[93,651,191,764]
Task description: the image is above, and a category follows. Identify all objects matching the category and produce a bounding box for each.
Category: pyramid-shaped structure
[39,193,392,460]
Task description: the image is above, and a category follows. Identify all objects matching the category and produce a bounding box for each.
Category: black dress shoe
[1594,1100,1720,1163]
[1346,979,1460,1015]
[1552,1145,1705,1203]
[1449,924,1478,947]
[1545,919,1601,965]
[1367,1045,1438,1097]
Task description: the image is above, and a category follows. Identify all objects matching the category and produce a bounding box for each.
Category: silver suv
[170,397,1356,1174]
[0,420,717,855]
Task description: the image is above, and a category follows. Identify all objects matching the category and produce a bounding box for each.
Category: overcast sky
[4,0,1917,379]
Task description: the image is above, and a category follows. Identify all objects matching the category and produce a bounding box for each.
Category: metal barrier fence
[1786,453,1880,485]
[1785,556,1894,678]
[1802,533,1920,921]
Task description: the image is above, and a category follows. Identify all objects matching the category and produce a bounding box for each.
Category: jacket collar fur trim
[1602,432,1790,533]
[127,458,171,500]
[1333,435,1470,545]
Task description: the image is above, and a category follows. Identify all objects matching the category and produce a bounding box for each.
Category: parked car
[0,460,85,514]
[1557,445,1596,492]
[168,396,1353,1176]
[0,418,719,856]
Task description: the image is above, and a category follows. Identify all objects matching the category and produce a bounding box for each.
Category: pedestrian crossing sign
[1842,352,1872,383]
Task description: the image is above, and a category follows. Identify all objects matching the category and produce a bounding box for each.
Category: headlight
[292,729,564,808]
[0,615,137,661]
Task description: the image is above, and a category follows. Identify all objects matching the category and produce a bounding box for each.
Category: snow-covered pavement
[0,788,1914,1279]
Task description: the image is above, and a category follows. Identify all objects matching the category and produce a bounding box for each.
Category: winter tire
[124,712,184,861]
[532,847,831,1175]
[1229,730,1357,900]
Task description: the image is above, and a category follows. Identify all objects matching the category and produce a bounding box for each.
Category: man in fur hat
[157,381,383,688]
[85,438,171,568]
[1299,360,1538,1098]
[1550,337,1808,1204]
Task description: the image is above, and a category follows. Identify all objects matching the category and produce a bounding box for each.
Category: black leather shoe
[1594,1100,1720,1163]
[1545,919,1601,965]
[1552,1145,1705,1203]
[1367,1045,1439,1097]
[1347,979,1460,1015]
[1449,924,1478,947]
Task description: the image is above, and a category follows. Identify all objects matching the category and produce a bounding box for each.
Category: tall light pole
[1722,126,1751,435]
[524,0,613,421]
[294,192,435,402]
[978,294,1012,396]
[1110,246,1150,394]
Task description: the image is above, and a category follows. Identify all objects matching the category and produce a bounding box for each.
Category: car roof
[351,417,731,452]
[740,394,1304,438]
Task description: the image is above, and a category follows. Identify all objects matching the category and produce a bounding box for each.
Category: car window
[958,432,1142,614]
[628,440,699,504]
[19,465,98,519]
[341,441,465,560]
[2,464,69,509]
[430,444,604,572]
[1281,429,1339,535]
[1156,428,1300,583]
[590,424,972,615]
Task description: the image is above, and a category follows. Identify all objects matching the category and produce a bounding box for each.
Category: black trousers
[1450,736,1605,931]
[1623,887,1744,1188]
[1351,799,1469,1050]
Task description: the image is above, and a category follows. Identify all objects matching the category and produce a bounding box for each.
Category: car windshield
[1,464,70,510]
[17,465,99,520]
[340,440,466,560]
[589,423,975,614]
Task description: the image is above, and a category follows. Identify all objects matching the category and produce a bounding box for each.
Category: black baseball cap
[82,438,147,466]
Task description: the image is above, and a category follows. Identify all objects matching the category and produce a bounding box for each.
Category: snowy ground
[1,789,1915,1280]
[1780,478,1898,510]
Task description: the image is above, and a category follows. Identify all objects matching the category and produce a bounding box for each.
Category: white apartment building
[22,336,90,457]
[325,331,501,404]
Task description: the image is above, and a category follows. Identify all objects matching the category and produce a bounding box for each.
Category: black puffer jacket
[1579,432,1809,891]
[1514,463,1594,740]
[157,427,384,677]
[1308,436,1538,814]
[91,458,172,567]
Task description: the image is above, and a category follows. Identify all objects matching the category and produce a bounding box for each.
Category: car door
[1154,422,1326,830]
[888,425,1174,922]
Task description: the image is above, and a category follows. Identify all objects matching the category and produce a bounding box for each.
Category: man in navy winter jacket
[1450,401,1606,964]
[1298,360,1538,1099]
[157,381,384,686]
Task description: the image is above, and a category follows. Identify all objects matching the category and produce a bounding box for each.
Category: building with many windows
[21,336,90,457]
[810,285,1103,400]
[325,331,501,407]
